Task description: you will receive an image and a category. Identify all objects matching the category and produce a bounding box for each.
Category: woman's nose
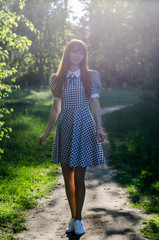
[75,52,80,57]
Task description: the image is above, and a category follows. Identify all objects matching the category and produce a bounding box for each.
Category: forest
[0,0,159,239]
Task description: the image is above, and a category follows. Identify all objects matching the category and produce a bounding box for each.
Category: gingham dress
[50,68,105,167]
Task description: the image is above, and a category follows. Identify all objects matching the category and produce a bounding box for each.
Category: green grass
[0,89,59,239]
[100,88,142,108]
[102,102,159,240]
[141,217,159,240]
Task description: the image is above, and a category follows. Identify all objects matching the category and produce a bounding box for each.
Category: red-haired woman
[38,39,105,235]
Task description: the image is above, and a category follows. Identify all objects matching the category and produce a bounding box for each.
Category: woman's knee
[64,175,75,188]
[61,164,74,185]
[74,167,86,186]
[74,177,85,187]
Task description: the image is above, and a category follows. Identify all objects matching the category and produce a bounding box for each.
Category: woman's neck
[69,65,80,72]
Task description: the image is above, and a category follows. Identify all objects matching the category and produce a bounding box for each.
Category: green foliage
[0,89,59,239]
[83,0,159,97]
[102,101,159,238]
[0,0,36,155]
[16,0,74,87]
[141,217,159,240]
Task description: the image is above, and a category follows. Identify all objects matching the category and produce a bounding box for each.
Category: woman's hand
[96,128,105,142]
[38,133,48,146]
[90,98,104,142]
[38,99,61,146]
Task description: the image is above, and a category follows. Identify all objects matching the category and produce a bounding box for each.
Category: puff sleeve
[50,73,60,100]
[91,71,102,98]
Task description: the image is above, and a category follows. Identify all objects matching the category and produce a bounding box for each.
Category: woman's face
[69,47,85,67]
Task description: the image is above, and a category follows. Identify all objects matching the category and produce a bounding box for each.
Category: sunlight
[68,0,86,23]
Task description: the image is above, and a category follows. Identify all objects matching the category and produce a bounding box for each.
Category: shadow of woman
[66,232,84,239]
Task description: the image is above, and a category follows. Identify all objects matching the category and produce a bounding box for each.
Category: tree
[0,0,35,155]
[80,0,159,93]
[15,0,74,87]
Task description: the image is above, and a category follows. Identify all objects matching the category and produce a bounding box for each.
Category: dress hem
[52,161,106,168]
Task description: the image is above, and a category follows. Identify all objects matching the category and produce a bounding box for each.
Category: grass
[102,101,159,240]
[141,217,159,240]
[100,88,142,108]
[0,87,144,239]
[0,89,59,239]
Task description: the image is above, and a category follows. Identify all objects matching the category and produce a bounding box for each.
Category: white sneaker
[66,218,75,233]
[74,220,85,235]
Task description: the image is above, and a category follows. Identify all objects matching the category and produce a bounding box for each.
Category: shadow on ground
[65,232,83,239]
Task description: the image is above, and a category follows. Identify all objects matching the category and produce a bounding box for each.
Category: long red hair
[53,39,92,98]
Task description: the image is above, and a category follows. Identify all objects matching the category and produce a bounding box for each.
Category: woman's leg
[74,167,87,220]
[61,164,76,219]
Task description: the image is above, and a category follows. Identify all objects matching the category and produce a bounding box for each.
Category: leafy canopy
[0,0,36,155]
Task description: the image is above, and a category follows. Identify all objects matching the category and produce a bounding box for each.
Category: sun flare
[68,0,85,22]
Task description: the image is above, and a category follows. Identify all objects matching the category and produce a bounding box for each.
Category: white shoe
[74,220,85,235]
[66,218,75,233]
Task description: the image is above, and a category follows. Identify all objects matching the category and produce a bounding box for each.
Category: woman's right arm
[38,99,61,145]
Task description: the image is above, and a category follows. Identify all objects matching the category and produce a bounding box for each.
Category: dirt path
[17,105,147,240]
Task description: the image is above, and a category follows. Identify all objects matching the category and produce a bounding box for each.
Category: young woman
[38,39,105,235]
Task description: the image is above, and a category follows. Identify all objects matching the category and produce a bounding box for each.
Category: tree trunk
[39,32,44,86]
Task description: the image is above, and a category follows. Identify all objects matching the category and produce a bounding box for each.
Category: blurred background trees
[1,0,159,94]
[16,0,73,86]
[86,1,159,95]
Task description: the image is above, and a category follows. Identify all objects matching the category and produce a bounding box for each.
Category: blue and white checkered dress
[50,69,105,167]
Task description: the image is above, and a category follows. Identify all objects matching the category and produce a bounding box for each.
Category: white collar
[67,68,80,78]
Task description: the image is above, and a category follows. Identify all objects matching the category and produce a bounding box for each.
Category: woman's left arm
[90,98,105,142]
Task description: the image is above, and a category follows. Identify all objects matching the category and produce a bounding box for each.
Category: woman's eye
[71,50,84,55]
[71,49,77,53]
